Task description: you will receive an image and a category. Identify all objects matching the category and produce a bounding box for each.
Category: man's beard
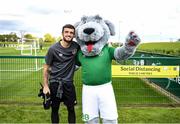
[63,37,73,43]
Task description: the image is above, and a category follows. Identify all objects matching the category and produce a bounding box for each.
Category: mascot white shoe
[75,15,141,124]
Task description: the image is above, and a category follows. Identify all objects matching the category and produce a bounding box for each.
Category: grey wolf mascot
[75,15,140,124]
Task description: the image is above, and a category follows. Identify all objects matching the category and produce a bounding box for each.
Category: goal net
[13,38,42,71]
[16,38,40,56]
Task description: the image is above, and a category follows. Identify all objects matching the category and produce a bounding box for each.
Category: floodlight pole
[118,21,121,42]
[20,30,25,43]
[118,21,122,46]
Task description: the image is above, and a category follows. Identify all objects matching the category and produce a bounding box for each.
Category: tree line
[0,32,61,43]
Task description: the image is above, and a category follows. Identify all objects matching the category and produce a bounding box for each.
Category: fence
[0,55,179,106]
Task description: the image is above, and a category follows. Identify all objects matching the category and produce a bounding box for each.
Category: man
[43,24,79,123]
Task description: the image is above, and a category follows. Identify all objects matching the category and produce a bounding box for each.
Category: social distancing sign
[112,65,179,78]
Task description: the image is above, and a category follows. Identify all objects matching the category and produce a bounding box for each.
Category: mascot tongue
[87,42,93,52]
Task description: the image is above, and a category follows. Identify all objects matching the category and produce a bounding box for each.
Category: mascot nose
[83,28,95,35]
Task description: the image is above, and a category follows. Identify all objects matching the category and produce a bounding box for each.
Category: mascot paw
[125,31,141,47]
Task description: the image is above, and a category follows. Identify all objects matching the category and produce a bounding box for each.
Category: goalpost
[15,38,42,71]
[18,38,40,56]
[20,44,33,55]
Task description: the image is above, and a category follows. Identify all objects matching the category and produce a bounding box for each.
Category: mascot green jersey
[77,45,115,85]
[75,15,141,123]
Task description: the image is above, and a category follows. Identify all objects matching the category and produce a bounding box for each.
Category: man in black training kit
[43,24,79,123]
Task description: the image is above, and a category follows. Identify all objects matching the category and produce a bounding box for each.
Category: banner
[112,65,179,78]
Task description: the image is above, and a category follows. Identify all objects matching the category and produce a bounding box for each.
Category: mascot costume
[75,15,141,124]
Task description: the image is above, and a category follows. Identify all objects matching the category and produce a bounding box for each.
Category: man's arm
[43,64,50,94]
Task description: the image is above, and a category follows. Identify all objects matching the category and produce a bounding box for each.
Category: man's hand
[125,31,141,47]
[38,83,51,110]
[43,84,50,94]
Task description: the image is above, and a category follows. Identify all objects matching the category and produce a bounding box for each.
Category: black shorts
[49,81,77,107]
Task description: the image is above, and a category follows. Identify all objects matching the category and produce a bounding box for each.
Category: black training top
[45,41,79,82]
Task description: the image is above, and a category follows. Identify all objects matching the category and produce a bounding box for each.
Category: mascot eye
[80,20,86,24]
[81,16,88,23]
[95,20,101,23]
[80,21,85,25]
[83,20,88,24]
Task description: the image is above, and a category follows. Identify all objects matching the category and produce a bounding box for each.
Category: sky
[0,0,180,43]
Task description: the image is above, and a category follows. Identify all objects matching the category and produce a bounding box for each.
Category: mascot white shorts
[82,82,118,121]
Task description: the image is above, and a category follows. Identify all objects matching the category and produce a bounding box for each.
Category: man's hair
[62,24,75,34]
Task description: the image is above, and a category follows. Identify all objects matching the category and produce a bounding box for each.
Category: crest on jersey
[72,49,77,55]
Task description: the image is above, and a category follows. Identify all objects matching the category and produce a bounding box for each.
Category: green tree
[24,34,36,42]
[56,36,62,42]
[44,33,55,42]
[0,32,19,42]
[9,32,19,42]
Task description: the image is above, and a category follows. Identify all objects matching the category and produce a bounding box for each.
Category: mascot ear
[74,22,80,28]
[94,15,102,20]
[74,22,80,38]
[81,15,88,21]
[74,15,87,28]
[104,20,115,36]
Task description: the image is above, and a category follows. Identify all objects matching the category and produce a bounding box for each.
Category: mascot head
[74,15,115,56]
